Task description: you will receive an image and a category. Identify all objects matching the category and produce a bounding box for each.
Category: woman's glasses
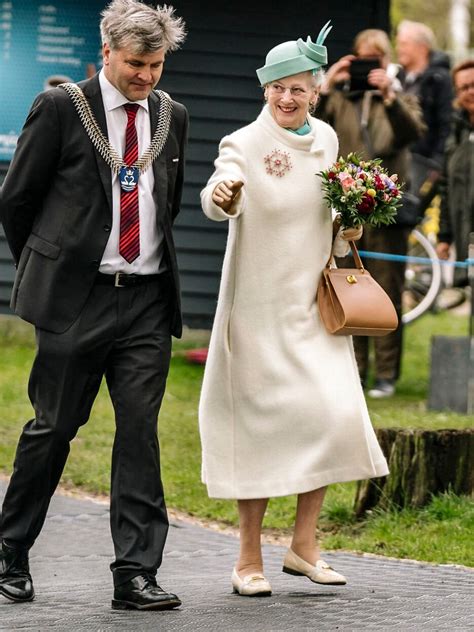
[268,83,308,96]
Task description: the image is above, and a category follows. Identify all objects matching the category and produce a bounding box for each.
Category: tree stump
[354,428,474,517]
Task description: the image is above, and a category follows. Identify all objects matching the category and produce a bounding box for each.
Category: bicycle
[401,157,444,324]
[402,220,442,324]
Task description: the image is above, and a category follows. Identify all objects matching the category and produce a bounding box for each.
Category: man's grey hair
[100,0,186,54]
[397,20,436,51]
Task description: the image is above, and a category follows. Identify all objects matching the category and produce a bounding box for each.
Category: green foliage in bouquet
[318,152,402,228]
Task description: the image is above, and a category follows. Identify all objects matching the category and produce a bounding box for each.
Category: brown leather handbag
[317,240,398,336]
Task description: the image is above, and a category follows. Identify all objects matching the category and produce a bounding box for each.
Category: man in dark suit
[0,0,188,611]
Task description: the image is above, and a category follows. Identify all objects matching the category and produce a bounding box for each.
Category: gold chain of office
[59,82,173,175]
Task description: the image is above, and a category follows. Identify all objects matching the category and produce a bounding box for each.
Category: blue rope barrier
[358,250,472,269]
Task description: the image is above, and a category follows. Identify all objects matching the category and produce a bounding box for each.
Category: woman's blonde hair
[353,29,391,58]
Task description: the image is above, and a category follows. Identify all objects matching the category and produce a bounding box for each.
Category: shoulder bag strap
[325,238,365,271]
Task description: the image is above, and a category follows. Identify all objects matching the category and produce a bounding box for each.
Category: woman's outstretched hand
[212,180,244,214]
[340,225,363,241]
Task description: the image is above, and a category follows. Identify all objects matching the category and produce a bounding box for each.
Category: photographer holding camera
[317,29,425,398]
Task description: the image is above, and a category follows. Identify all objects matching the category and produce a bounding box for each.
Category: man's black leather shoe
[112,574,181,611]
[0,541,35,602]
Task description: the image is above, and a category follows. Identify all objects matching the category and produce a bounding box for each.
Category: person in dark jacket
[317,29,425,398]
[437,59,474,286]
[396,20,453,201]
[0,0,188,611]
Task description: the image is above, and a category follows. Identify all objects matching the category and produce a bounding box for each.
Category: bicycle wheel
[402,228,442,324]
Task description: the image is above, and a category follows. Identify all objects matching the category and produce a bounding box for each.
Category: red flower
[328,171,336,180]
[356,193,376,213]
[374,174,385,190]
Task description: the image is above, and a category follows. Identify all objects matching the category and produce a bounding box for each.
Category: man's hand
[436,242,451,260]
[212,180,244,214]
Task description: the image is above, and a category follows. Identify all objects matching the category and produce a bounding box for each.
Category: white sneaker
[368,379,395,399]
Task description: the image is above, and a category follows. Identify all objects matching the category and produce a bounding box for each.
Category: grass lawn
[0,312,472,566]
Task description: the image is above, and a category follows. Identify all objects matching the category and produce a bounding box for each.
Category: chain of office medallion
[59,82,173,175]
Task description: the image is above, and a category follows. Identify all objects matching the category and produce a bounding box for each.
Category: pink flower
[338,172,355,191]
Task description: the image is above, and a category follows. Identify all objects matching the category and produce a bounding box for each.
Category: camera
[348,57,380,92]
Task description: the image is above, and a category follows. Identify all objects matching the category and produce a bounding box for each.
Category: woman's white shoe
[231,568,272,596]
[282,548,347,585]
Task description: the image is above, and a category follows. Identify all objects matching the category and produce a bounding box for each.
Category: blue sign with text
[0,1,103,161]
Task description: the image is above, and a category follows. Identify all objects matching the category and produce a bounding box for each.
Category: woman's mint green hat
[256,21,332,85]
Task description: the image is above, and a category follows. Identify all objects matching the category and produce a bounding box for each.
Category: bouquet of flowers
[318,152,402,228]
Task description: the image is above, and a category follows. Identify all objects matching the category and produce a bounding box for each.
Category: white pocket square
[172,157,179,163]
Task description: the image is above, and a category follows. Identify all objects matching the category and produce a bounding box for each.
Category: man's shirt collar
[99,69,149,113]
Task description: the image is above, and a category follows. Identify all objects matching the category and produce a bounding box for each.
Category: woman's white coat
[199,105,389,499]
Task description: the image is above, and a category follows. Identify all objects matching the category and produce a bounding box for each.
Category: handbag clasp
[346,275,358,284]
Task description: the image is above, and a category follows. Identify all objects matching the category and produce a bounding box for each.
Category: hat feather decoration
[296,21,332,66]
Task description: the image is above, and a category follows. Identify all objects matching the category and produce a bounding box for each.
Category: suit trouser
[0,276,172,586]
[337,225,410,382]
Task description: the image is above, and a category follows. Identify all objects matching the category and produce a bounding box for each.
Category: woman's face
[355,43,388,70]
[264,71,317,129]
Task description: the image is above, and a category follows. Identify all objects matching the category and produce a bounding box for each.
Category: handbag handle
[326,236,365,271]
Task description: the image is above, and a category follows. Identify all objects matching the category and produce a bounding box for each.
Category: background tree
[391,0,472,57]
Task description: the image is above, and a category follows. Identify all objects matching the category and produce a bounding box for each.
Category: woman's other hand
[368,67,396,102]
[320,55,354,94]
[212,180,244,214]
[341,225,363,241]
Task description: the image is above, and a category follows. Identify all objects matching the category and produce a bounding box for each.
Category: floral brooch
[264,149,292,177]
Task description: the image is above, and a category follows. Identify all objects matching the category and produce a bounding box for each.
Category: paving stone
[0,480,473,631]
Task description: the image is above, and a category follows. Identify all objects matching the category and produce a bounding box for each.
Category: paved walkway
[0,481,473,631]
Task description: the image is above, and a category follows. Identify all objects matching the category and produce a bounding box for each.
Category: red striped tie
[119,103,140,263]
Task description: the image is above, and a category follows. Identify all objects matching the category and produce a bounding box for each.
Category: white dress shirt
[98,70,164,274]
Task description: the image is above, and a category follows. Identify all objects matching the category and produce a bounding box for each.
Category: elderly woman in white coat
[199,23,389,597]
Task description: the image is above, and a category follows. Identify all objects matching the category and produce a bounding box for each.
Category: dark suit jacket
[0,74,188,336]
